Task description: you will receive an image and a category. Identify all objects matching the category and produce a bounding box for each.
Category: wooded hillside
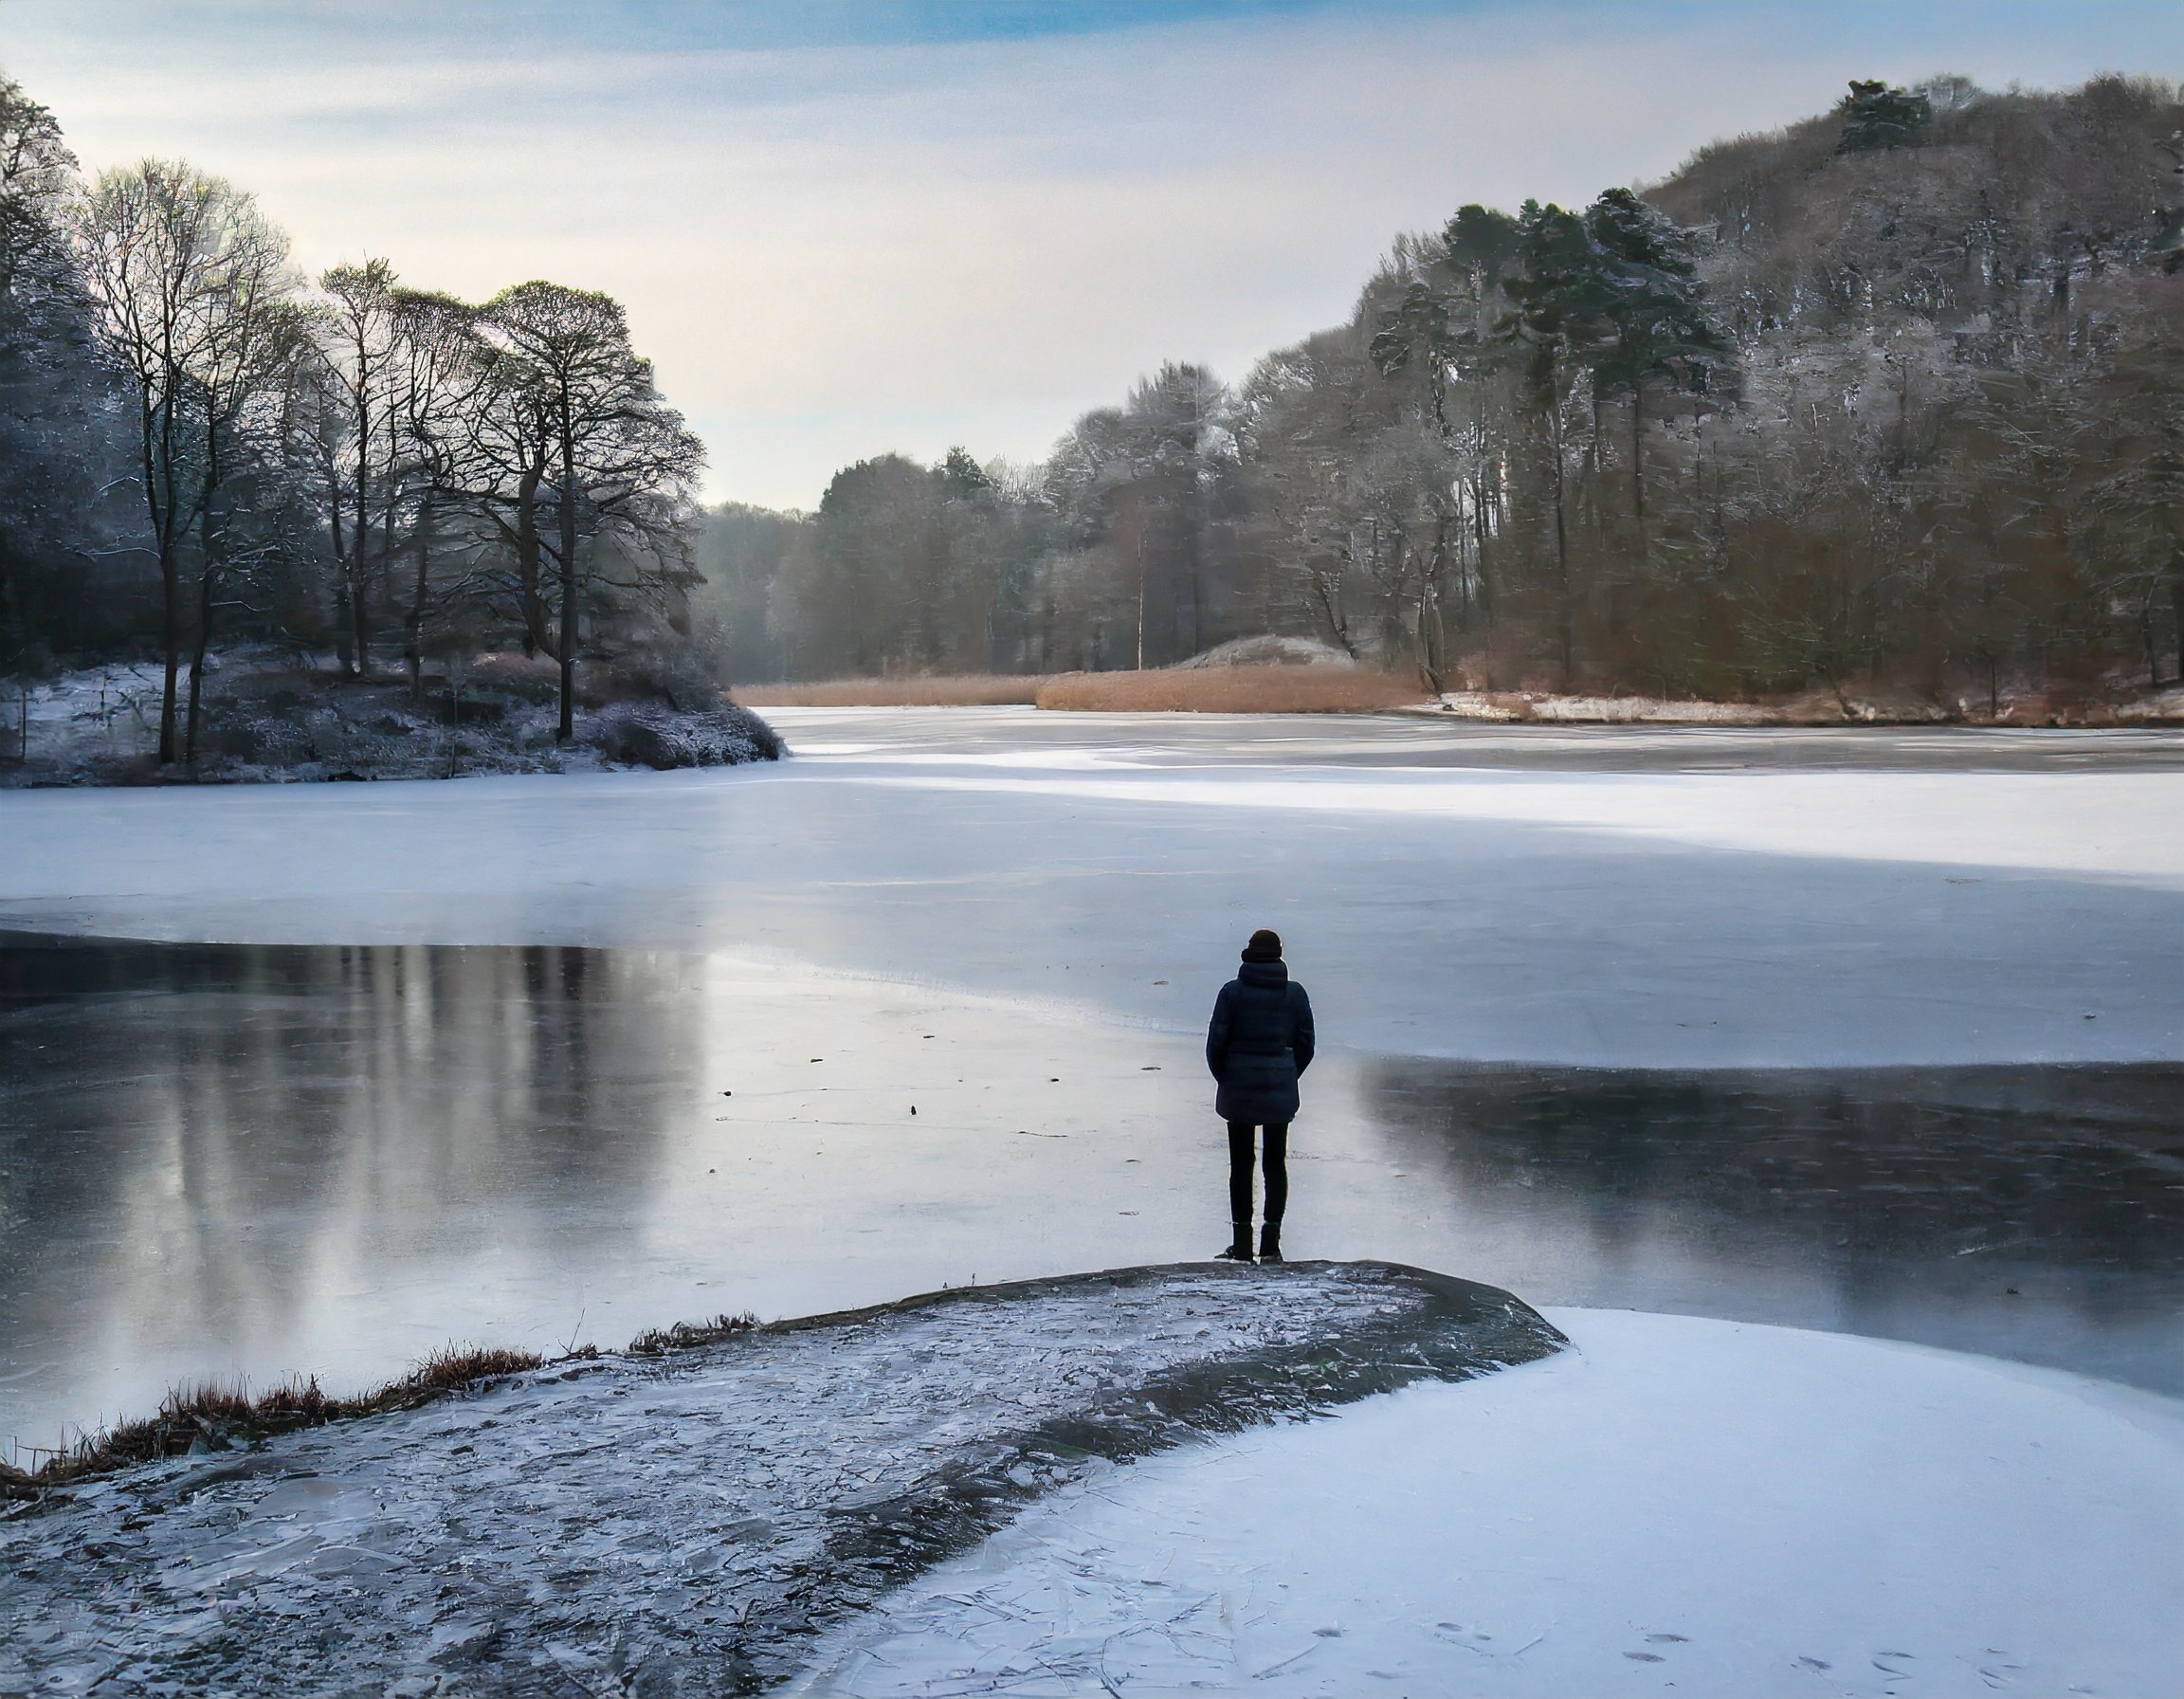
[694,74,2184,710]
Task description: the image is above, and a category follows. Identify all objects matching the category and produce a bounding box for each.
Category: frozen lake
[4,707,2183,1450]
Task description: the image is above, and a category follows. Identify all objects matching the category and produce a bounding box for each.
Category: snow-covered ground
[4,707,2181,1691]
[799,1307,2184,1698]
[0,1262,1559,1696]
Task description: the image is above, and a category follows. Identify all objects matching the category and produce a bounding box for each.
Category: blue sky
[7,2,2179,507]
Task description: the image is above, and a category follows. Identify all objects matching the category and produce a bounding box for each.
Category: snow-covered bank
[0,655,784,785]
[801,1307,2184,1698]
[0,1263,1558,1697]
[1426,684,2184,725]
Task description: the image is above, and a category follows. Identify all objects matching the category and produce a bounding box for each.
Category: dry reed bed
[1034,667,1428,713]
[732,668,1429,712]
[1,1316,757,1498]
[735,676,1043,707]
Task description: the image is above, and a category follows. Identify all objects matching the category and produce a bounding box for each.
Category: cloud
[7,1,2178,506]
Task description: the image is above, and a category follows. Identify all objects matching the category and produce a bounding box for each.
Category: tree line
[0,76,702,763]
[7,72,2182,722]
[694,74,2184,708]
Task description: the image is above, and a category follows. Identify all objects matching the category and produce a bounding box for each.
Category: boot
[1257,1223,1283,1264]
[1214,1226,1254,1263]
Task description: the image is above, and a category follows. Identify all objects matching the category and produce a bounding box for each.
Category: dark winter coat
[1205,961,1316,1124]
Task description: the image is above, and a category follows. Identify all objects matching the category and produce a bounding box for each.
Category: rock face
[0,1262,1562,1697]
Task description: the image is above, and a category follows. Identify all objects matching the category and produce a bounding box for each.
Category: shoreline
[1,1264,1546,1501]
[735,673,2184,725]
[0,1261,1562,1694]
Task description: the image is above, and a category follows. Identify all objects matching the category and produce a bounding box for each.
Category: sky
[5,1,2179,509]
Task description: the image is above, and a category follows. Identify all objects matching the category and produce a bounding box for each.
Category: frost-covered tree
[0,78,136,674]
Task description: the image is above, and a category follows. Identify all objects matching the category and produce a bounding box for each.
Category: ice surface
[5,708,2183,1443]
[0,1261,1559,1697]
[797,1306,2184,1698]
[2,708,2180,1069]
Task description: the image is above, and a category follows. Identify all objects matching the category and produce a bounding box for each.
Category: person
[1204,927,1315,1264]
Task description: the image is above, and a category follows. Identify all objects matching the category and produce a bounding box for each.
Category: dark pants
[1227,1121,1289,1230]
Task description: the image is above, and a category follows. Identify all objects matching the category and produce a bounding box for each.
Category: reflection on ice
[1,930,1247,1450]
[1362,1058,2184,1392]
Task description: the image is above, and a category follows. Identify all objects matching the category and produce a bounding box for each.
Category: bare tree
[479,282,704,739]
[77,160,294,761]
[315,258,404,673]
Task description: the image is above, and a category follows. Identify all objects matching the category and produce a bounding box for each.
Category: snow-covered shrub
[588,701,785,769]
[595,638,734,714]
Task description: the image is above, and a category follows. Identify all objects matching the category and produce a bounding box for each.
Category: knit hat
[1241,928,1283,963]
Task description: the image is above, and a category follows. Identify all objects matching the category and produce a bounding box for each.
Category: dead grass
[733,676,1043,707]
[0,1343,550,1498]
[0,1318,785,1500]
[1034,667,1429,714]
[627,1311,759,1357]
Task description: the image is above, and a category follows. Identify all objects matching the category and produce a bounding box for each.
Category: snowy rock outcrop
[0,1262,1560,1696]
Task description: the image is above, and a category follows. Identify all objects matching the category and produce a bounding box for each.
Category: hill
[693,75,2184,718]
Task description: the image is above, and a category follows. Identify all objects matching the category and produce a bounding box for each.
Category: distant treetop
[1835,80,1935,155]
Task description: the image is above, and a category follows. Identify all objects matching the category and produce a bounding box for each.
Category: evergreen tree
[1835,80,1933,154]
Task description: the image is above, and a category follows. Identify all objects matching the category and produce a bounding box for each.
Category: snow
[797,1306,2184,1698]
[0,1261,1560,1696]
[1176,635,1356,668]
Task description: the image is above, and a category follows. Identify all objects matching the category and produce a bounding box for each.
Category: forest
[2,71,2182,746]
[0,74,706,766]
[698,73,2184,710]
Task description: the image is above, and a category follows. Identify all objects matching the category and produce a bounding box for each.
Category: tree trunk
[407,488,433,701]
[556,435,579,744]
[517,466,545,656]
[352,405,373,676]
[2169,551,2184,688]
[185,433,223,766]
[1551,397,1574,688]
[1471,466,1495,626]
[323,442,354,675]
[185,561,215,766]
[148,390,182,766]
[1134,532,1146,671]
